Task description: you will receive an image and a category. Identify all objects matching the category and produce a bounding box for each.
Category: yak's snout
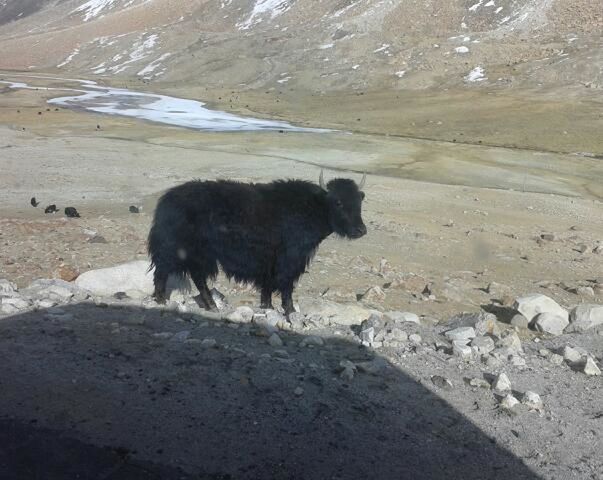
[349,223,367,239]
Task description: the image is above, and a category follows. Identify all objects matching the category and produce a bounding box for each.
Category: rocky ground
[1,76,602,478]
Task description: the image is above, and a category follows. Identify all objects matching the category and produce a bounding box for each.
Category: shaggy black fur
[148,176,367,315]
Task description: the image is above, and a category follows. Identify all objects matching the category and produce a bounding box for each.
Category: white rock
[582,357,601,376]
[470,336,495,355]
[513,294,568,323]
[359,326,375,344]
[385,311,420,324]
[409,333,422,344]
[453,341,473,360]
[534,312,569,336]
[75,261,192,299]
[500,394,520,410]
[562,346,584,364]
[1,295,30,311]
[23,279,84,302]
[0,279,17,295]
[298,298,372,326]
[235,306,255,322]
[444,326,476,342]
[550,353,564,365]
[522,391,543,411]
[567,304,603,332]
[496,330,523,353]
[492,372,512,391]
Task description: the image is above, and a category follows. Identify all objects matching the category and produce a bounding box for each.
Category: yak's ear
[360,191,365,200]
[319,169,326,190]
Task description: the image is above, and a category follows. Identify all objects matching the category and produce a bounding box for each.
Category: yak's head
[320,171,367,239]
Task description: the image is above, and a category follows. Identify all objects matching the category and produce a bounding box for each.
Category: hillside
[0,0,601,93]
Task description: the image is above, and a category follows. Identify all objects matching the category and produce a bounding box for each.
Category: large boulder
[567,304,603,332]
[513,294,568,323]
[75,261,192,299]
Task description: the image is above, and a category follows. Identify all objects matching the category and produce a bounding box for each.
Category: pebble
[510,313,529,329]
[549,353,564,365]
[201,338,217,349]
[339,360,356,381]
[171,330,191,342]
[355,357,388,375]
[288,312,305,330]
[408,333,422,344]
[582,357,601,376]
[294,387,304,396]
[384,311,420,324]
[268,333,283,347]
[431,375,453,390]
[444,326,476,342]
[496,331,523,353]
[359,326,375,344]
[567,304,603,332]
[153,332,173,339]
[469,378,491,389]
[561,346,583,364]
[470,336,495,355]
[500,394,520,410]
[453,341,473,360]
[522,391,543,411]
[299,335,325,347]
[492,372,512,391]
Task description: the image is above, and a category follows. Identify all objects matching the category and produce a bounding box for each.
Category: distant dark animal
[30,197,39,207]
[44,205,58,214]
[65,207,80,218]
[148,171,367,315]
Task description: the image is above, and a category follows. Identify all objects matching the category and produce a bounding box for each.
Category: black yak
[148,171,367,315]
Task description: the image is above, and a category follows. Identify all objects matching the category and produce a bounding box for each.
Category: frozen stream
[0,75,328,133]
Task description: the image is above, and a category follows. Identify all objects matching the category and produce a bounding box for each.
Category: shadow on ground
[0,303,540,480]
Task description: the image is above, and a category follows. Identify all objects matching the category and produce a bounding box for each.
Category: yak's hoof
[153,293,167,305]
[193,294,218,312]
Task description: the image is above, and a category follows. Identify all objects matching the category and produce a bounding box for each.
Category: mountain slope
[0,0,601,93]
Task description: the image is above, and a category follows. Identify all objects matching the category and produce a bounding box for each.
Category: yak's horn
[359,172,367,189]
[319,169,326,189]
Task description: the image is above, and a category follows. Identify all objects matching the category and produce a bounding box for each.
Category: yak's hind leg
[260,285,274,310]
[281,283,295,317]
[152,269,169,304]
[189,262,218,312]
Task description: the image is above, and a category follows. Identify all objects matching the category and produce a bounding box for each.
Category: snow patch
[395,70,405,78]
[137,53,171,78]
[57,48,80,68]
[469,1,484,12]
[455,46,470,54]
[72,0,117,21]
[465,66,486,82]
[237,0,292,30]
